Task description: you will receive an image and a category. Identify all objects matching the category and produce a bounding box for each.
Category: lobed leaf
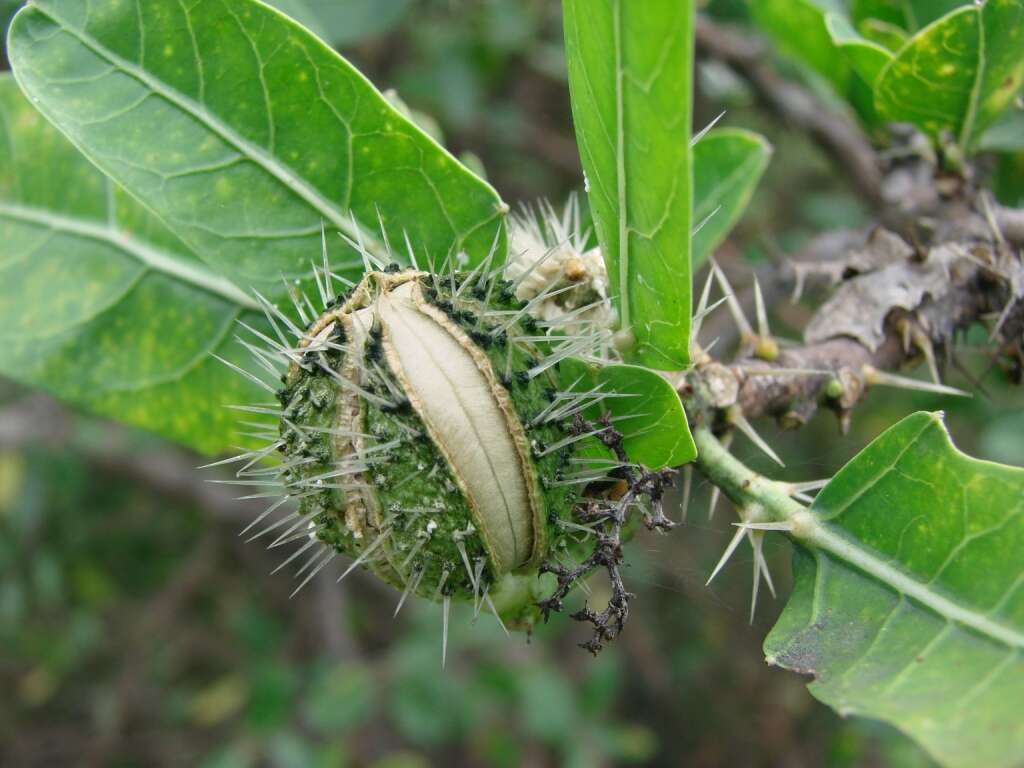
[766,412,1024,768]
[692,128,772,266]
[874,0,1024,153]
[562,0,694,370]
[7,0,506,300]
[0,75,268,455]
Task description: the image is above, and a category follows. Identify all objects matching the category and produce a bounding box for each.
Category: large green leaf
[0,75,267,455]
[766,412,1024,768]
[7,0,506,298]
[692,128,772,265]
[562,0,694,370]
[874,0,1024,153]
[560,360,695,469]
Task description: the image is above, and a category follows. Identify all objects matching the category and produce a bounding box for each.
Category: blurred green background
[1,1,1020,765]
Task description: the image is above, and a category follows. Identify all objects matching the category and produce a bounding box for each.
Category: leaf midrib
[0,200,259,309]
[806,521,1024,649]
[612,0,630,333]
[17,2,382,256]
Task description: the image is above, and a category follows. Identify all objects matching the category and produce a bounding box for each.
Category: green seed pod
[232,255,610,632]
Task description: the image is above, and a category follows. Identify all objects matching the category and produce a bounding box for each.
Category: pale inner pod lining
[378,281,536,574]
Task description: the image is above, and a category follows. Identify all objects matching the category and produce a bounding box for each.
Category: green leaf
[766,412,1024,768]
[852,0,969,33]
[826,14,893,86]
[752,0,850,92]
[0,75,266,455]
[978,109,1024,153]
[751,0,883,125]
[857,18,909,52]
[562,0,694,370]
[993,151,1024,206]
[265,0,411,47]
[692,128,772,266]
[560,360,695,469]
[7,0,506,299]
[874,0,1024,153]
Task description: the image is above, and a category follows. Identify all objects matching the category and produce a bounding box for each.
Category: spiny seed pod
[225,241,615,637]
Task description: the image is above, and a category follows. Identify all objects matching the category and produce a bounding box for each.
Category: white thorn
[253,289,305,342]
[239,495,291,537]
[280,275,311,326]
[311,257,329,309]
[375,205,395,261]
[864,367,970,398]
[913,331,943,386]
[394,567,426,618]
[749,531,761,624]
[455,540,478,594]
[432,568,451,601]
[289,550,337,598]
[752,275,771,341]
[731,412,785,468]
[247,511,300,543]
[680,465,693,523]
[788,478,829,494]
[483,589,509,637]
[337,529,391,583]
[710,259,754,340]
[695,265,716,319]
[271,537,316,574]
[691,109,726,146]
[734,521,794,532]
[706,525,747,586]
[212,355,276,394]
[402,230,420,271]
[692,204,722,236]
[708,483,721,521]
[320,220,336,294]
[756,535,777,599]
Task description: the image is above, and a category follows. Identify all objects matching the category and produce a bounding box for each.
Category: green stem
[692,426,804,522]
[692,426,1024,647]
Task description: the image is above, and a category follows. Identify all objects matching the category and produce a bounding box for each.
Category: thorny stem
[693,425,1024,648]
[683,225,1024,431]
[691,426,802,523]
[538,414,675,654]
